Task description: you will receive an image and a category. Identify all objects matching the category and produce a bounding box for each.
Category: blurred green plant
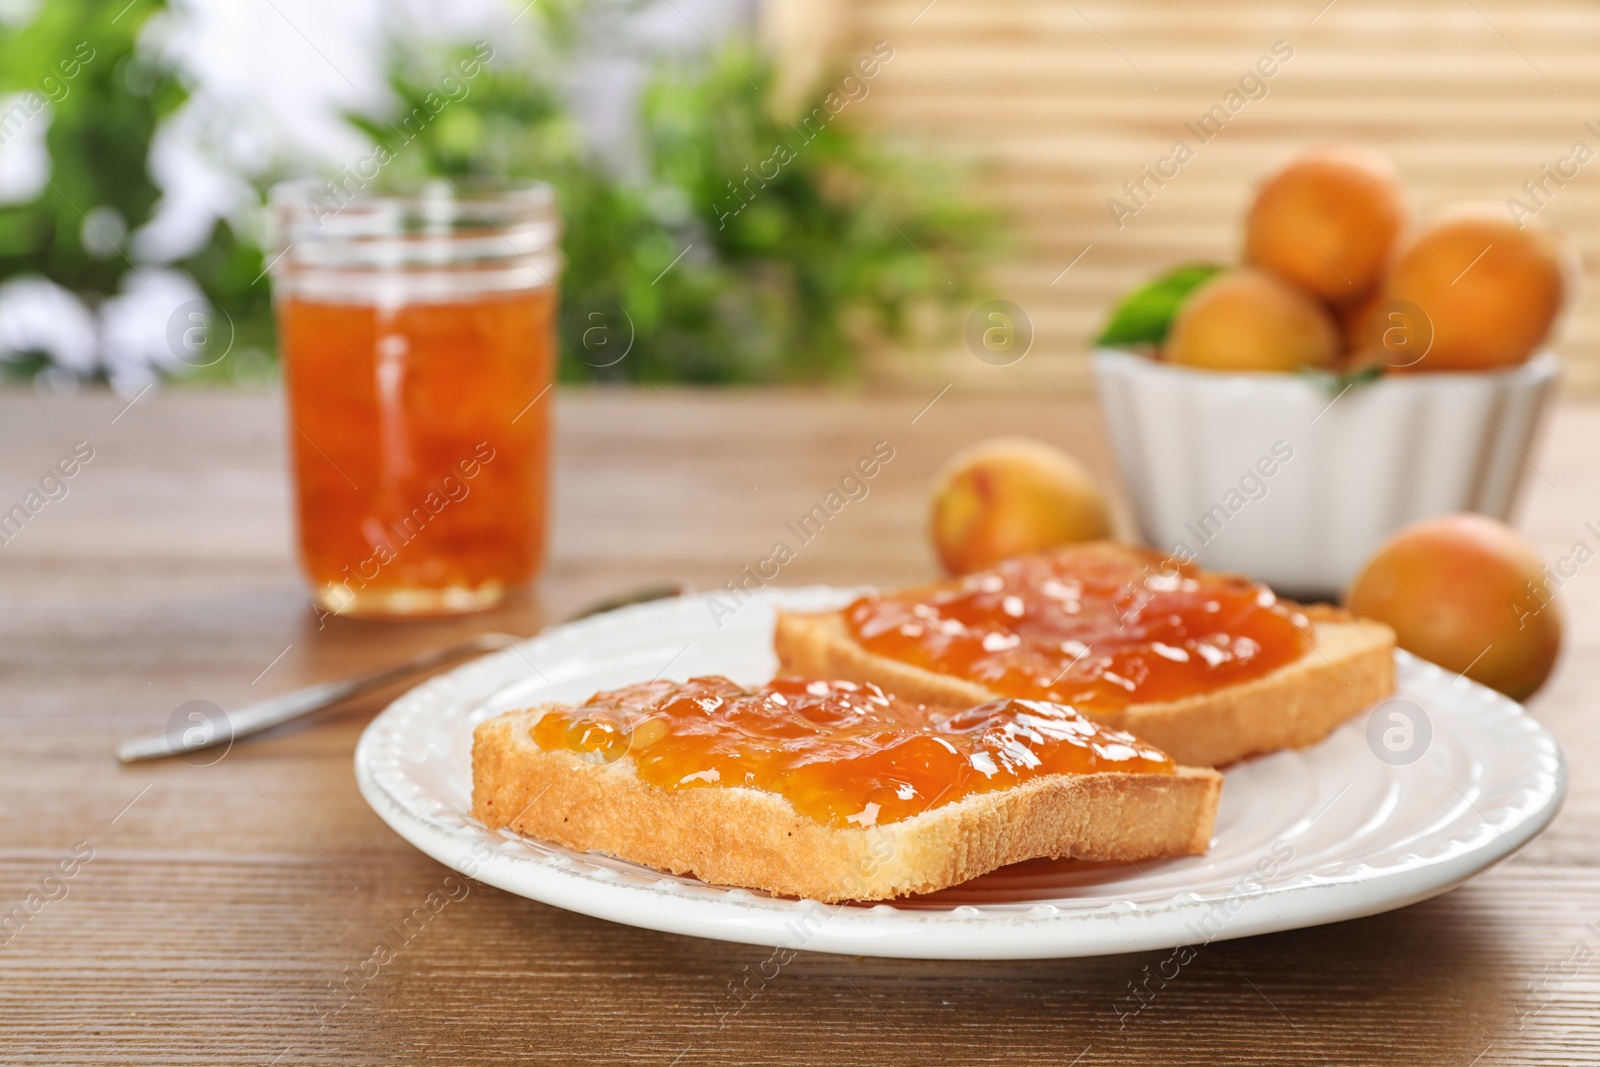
[0,0,271,381]
[358,39,997,382]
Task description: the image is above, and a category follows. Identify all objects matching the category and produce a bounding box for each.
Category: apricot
[930,438,1111,576]
[1340,289,1381,353]
[1245,144,1408,305]
[1165,269,1339,373]
[1382,203,1570,372]
[1345,513,1561,701]
[1335,289,1385,372]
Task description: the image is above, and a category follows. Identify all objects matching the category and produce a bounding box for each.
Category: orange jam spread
[529,676,1175,829]
[846,545,1312,714]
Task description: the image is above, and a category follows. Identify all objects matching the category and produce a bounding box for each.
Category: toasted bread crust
[472,707,1222,902]
[773,610,1396,767]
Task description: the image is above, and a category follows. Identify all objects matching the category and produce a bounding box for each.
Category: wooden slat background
[829,0,1600,392]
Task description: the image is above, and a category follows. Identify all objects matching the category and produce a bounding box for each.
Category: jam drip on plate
[529,676,1175,830]
[845,545,1312,713]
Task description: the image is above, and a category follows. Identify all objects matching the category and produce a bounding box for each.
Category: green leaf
[1096,263,1224,347]
[1298,360,1385,395]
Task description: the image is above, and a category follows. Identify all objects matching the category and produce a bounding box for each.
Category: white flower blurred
[0,270,211,395]
[131,110,259,264]
[137,0,744,246]
[0,0,40,26]
[135,0,521,262]
[0,277,98,375]
[0,92,51,204]
[99,270,209,394]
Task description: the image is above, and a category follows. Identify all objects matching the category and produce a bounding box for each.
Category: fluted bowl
[1092,348,1560,599]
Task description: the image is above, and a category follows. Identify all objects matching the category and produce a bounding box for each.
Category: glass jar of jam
[268,179,560,616]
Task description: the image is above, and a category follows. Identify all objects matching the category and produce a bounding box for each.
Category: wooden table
[2,386,1596,1065]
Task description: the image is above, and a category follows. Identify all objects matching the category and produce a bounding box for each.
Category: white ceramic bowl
[1092,348,1560,599]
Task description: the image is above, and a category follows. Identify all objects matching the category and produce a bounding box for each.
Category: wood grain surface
[0,386,1596,1066]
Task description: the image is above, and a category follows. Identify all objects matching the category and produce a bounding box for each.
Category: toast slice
[472,677,1223,902]
[774,544,1395,768]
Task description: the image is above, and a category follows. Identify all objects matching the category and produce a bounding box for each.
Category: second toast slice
[775,543,1395,767]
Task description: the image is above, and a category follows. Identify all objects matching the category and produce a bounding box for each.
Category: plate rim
[354,585,1568,960]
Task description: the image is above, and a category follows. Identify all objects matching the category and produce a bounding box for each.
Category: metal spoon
[115,582,686,763]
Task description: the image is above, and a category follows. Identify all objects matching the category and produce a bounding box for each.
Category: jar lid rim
[268,177,557,219]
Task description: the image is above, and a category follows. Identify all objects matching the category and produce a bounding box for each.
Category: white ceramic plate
[354,587,1566,960]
